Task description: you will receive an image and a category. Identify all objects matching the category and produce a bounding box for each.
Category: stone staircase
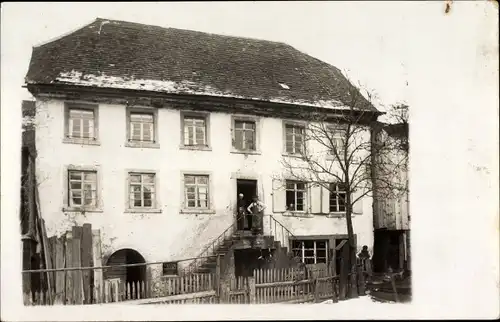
[192,231,289,274]
[183,214,299,275]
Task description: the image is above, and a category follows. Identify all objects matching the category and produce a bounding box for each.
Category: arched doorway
[104,248,146,293]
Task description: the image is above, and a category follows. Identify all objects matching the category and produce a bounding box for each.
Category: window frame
[162,262,179,276]
[63,102,100,146]
[325,126,347,161]
[125,106,160,149]
[231,115,261,155]
[63,165,103,213]
[291,239,329,265]
[180,171,215,214]
[124,169,161,213]
[180,111,211,151]
[329,183,347,214]
[285,180,308,212]
[282,120,307,156]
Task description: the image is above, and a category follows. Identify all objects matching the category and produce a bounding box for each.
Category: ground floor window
[291,239,329,264]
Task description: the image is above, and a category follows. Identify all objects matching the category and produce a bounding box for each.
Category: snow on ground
[321,296,393,306]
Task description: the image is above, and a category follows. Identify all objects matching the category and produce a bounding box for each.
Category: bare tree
[277,72,406,271]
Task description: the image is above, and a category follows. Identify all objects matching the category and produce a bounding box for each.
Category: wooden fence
[22,224,102,305]
[226,264,363,304]
[24,265,218,305]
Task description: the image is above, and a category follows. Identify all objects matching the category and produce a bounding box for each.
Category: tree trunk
[345,192,357,271]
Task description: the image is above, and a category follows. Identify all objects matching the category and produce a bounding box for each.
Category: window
[286,181,307,211]
[68,170,97,208]
[162,262,178,276]
[291,240,329,264]
[285,124,305,154]
[128,173,156,208]
[183,116,207,146]
[184,175,209,209]
[233,120,256,151]
[129,112,154,143]
[68,108,95,139]
[327,127,346,160]
[329,183,347,213]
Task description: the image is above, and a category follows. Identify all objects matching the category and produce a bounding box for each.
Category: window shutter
[351,188,364,215]
[321,186,331,213]
[272,178,286,213]
[310,184,322,214]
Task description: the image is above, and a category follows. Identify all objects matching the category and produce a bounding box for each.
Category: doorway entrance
[236,179,257,231]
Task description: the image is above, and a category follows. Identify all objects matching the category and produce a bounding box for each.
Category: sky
[1,1,499,320]
[1,2,411,115]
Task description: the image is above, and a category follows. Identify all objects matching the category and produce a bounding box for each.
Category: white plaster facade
[34,98,374,268]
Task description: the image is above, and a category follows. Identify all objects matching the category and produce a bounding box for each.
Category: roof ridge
[32,18,99,48]
[94,17,290,47]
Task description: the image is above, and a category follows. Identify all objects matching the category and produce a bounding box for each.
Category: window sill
[63,207,103,213]
[125,208,162,214]
[282,152,305,159]
[230,149,262,156]
[180,145,212,151]
[282,211,313,218]
[125,141,160,149]
[63,138,101,146]
[180,209,216,215]
[326,212,347,218]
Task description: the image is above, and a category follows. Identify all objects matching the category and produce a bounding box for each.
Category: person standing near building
[247,195,266,234]
[237,193,246,230]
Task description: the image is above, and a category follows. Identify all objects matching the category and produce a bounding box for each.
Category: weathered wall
[372,127,409,230]
[34,98,375,265]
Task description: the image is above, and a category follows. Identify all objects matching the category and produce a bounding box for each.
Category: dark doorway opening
[373,230,405,272]
[236,179,257,231]
[105,248,146,297]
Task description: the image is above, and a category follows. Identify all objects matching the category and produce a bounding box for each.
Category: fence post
[314,278,319,303]
[248,276,256,303]
[357,264,365,295]
[215,254,221,297]
[349,265,359,298]
[339,257,346,300]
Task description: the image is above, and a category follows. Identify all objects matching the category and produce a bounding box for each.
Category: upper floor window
[329,183,347,213]
[233,120,256,151]
[64,103,99,145]
[184,174,209,209]
[129,113,154,143]
[128,172,156,209]
[285,124,305,154]
[286,180,307,211]
[327,127,346,161]
[291,240,329,264]
[68,109,95,139]
[68,170,97,208]
[181,112,210,150]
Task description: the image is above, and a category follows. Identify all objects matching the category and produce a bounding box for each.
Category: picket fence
[225,265,363,304]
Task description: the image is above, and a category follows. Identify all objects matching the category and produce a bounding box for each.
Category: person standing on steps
[237,193,246,230]
[247,195,266,235]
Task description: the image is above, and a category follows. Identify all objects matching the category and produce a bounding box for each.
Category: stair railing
[266,215,301,259]
[181,212,245,275]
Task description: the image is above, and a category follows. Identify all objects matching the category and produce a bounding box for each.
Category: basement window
[291,240,329,264]
[162,262,178,276]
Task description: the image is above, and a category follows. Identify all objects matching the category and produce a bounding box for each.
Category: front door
[236,179,257,231]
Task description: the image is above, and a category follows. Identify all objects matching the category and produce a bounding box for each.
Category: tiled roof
[25,18,377,111]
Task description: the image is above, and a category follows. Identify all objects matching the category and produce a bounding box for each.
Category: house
[23,18,380,288]
[371,121,410,273]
